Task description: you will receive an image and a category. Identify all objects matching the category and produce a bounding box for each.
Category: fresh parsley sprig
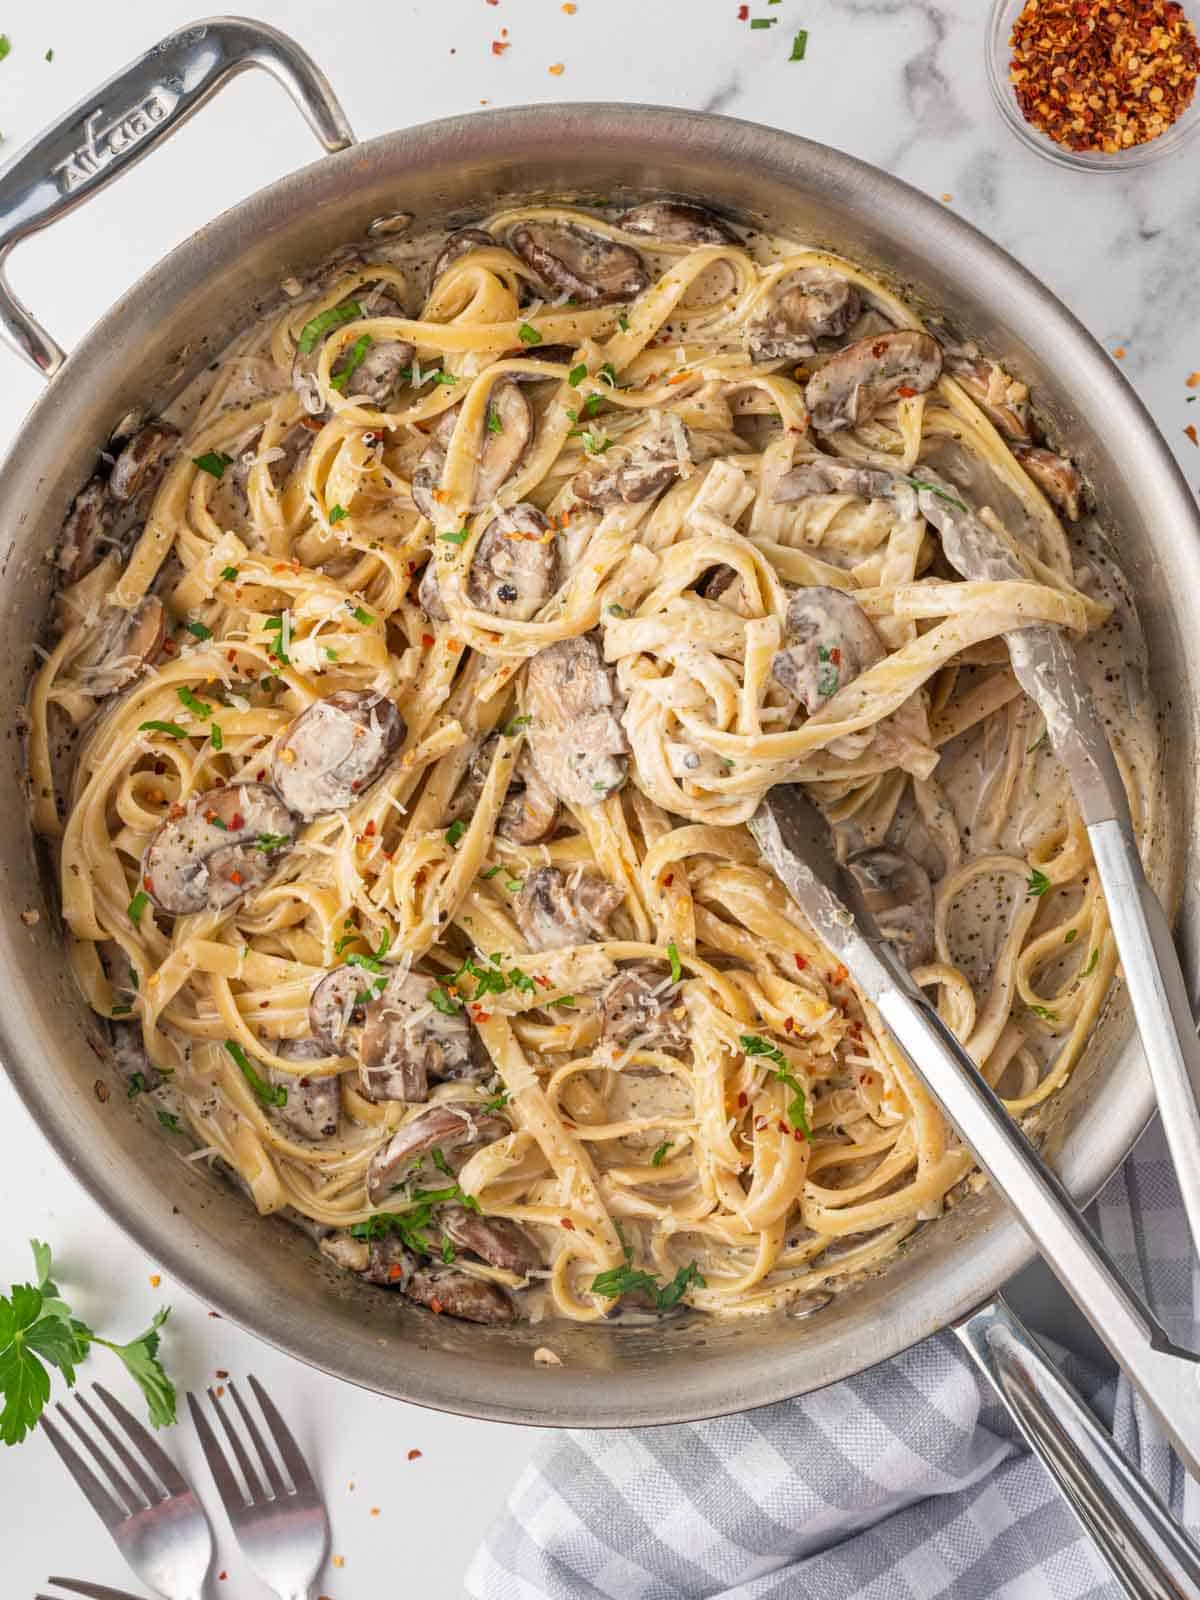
[0,1240,176,1445]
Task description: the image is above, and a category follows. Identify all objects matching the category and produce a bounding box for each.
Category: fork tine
[247,1374,316,1492]
[206,1383,270,1501]
[45,1581,147,1600]
[38,1413,127,1531]
[72,1390,162,1505]
[227,1378,288,1497]
[91,1383,189,1496]
[187,1390,252,1512]
[56,1404,146,1513]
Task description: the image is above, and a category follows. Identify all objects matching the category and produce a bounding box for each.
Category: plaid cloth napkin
[467,1119,1199,1598]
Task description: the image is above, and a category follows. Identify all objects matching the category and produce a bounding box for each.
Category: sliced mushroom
[272,690,405,819]
[467,504,559,620]
[947,354,1031,442]
[771,587,886,715]
[440,1204,541,1275]
[600,960,688,1053]
[447,735,560,844]
[268,1037,341,1141]
[417,558,448,621]
[616,200,738,245]
[773,458,900,503]
[367,1104,510,1203]
[509,221,649,305]
[430,227,496,284]
[108,421,178,504]
[844,847,934,969]
[320,1229,417,1288]
[411,382,533,519]
[77,595,165,697]
[573,436,676,509]
[359,969,487,1105]
[806,330,943,433]
[308,965,373,1056]
[503,342,577,371]
[525,635,629,806]
[1011,444,1083,522]
[57,477,111,582]
[406,1265,515,1324]
[747,269,861,364]
[142,783,298,916]
[515,865,623,951]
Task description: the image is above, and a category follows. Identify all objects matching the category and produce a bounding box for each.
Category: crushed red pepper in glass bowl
[988,0,1200,168]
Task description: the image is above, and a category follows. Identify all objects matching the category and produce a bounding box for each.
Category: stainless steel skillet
[0,18,1197,1446]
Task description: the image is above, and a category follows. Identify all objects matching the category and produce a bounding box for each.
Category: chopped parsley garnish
[597,361,618,387]
[1064,929,1078,945]
[908,476,968,511]
[486,410,504,434]
[139,720,187,739]
[1029,1004,1057,1021]
[740,1034,811,1136]
[651,1140,672,1167]
[127,1072,147,1099]
[263,613,292,665]
[606,603,628,617]
[439,526,470,545]
[0,1239,176,1445]
[789,27,808,57]
[209,723,224,752]
[503,714,531,736]
[750,15,777,26]
[568,363,588,386]
[592,1257,706,1309]
[192,451,233,480]
[1028,730,1048,754]
[224,1039,287,1107]
[1026,868,1052,897]
[815,643,840,699]
[176,685,213,719]
[518,322,543,346]
[329,504,349,525]
[505,877,523,894]
[334,929,359,955]
[480,863,504,880]
[297,299,363,354]
[667,941,682,983]
[220,565,240,581]
[156,1110,181,1133]
[428,985,462,1015]
[343,930,391,973]
[483,1090,511,1111]
[579,431,613,454]
[111,1004,132,1018]
[617,313,630,332]
[127,890,150,927]
[1082,949,1099,977]
[446,819,467,848]
[255,833,291,853]
[549,995,577,1009]
[325,648,339,662]
[185,620,212,641]
[351,605,373,625]
[329,333,373,393]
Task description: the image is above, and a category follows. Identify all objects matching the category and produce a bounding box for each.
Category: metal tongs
[752,786,1200,1599]
[913,468,1200,1259]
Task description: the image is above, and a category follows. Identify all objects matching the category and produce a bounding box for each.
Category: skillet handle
[956,1296,1200,1600]
[0,15,355,377]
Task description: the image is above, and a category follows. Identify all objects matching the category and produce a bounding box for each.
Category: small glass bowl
[987,0,1200,171]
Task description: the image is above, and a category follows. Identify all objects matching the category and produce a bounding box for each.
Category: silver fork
[39,1385,213,1600]
[188,1375,329,1600]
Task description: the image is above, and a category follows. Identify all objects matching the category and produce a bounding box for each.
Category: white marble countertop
[0,0,1196,1593]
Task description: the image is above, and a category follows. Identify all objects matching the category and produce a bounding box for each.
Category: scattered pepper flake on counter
[1186,424,1199,446]
[1114,346,1127,359]
[1188,371,1200,387]
[737,4,749,17]
[491,39,509,55]
[149,1273,161,1288]
[548,61,565,74]
[1009,0,1200,154]
[407,1448,422,1460]
[332,1555,346,1569]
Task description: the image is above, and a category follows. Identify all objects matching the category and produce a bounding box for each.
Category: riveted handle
[0,15,355,377]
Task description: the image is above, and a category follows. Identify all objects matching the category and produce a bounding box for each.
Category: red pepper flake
[229,871,243,886]
[737,3,748,15]
[429,1298,444,1315]
[1010,2,1200,154]
[534,973,553,988]
[737,1091,748,1108]
[560,1217,576,1230]
[408,1447,423,1459]
[1188,372,1200,389]
[1185,424,1199,447]
[471,1007,493,1022]
[218,1574,227,1583]
[215,1368,229,1378]
[491,39,509,54]
[364,820,377,837]
[784,1017,795,1033]
[872,339,888,358]
[663,872,674,887]
[371,1506,381,1516]
[225,648,237,664]
[388,1263,404,1281]
[162,638,177,656]
[895,385,917,398]
[421,632,435,648]
[794,954,808,971]
[230,812,245,831]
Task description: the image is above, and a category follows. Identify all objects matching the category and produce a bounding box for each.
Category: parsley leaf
[329,504,348,525]
[445,819,467,848]
[617,313,630,332]
[330,333,373,394]
[428,985,462,1015]
[192,451,233,480]
[502,714,531,736]
[1082,949,1099,977]
[127,890,150,927]
[157,1110,181,1133]
[667,942,682,984]
[1029,1003,1058,1021]
[740,1034,811,1137]
[518,323,543,346]
[591,1257,706,1309]
[350,604,374,626]
[789,27,808,58]
[224,1039,287,1107]
[176,686,212,719]
[439,526,470,545]
[1027,868,1052,897]
[220,565,240,581]
[908,476,968,512]
[650,1140,672,1167]
[139,720,187,739]
[297,299,363,354]
[94,1309,176,1430]
[184,620,212,641]
[568,363,588,387]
